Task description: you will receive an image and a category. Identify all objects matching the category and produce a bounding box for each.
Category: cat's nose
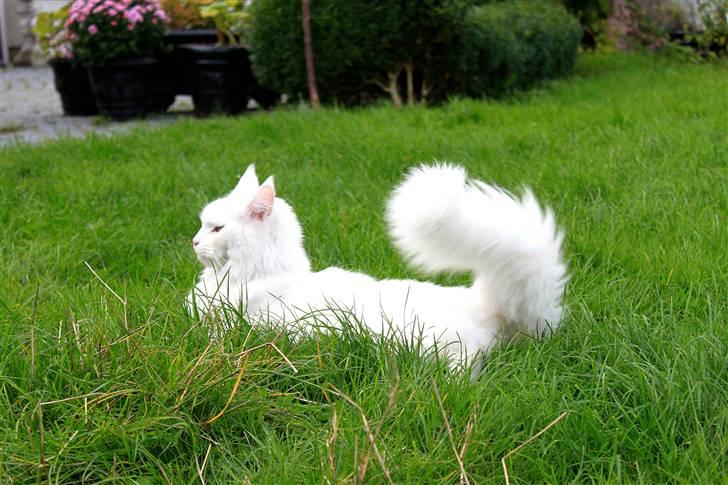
[192,240,199,247]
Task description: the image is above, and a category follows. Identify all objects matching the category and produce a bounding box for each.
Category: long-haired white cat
[188,164,567,367]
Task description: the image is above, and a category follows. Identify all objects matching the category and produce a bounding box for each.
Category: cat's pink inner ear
[249,185,275,220]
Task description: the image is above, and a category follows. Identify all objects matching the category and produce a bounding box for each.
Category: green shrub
[250,0,466,105]
[250,0,581,104]
[454,1,582,97]
[686,0,728,59]
[250,0,386,104]
[560,0,611,47]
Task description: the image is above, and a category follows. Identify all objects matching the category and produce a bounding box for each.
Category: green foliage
[626,0,727,61]
[686,0,728,59]
[383,0,470,103]
[67,0,168,65]
[250,0,581,105]
[248,0,305,99]
[560,0,611,45]
[626,0,678,51]
[250,0,467,105]
[249,0,393,103]
[198,0,251,46]
[160,0,214,30]
[454,1,582,97]
[1,54,727,482]
[32,3,72,59]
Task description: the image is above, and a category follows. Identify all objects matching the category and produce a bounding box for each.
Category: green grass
[1,53,726,483]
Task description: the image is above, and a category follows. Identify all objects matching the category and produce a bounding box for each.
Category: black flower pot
[162,30,219,95]
[147,60,176,114]
[163,29,218,48]
[180,45,252,116]
[86,57,165,120]
[48,58,98,116]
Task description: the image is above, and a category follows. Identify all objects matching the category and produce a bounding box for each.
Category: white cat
[188,163,568,367]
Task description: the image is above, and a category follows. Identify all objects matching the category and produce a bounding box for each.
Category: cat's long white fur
[387,164,568,338]
[189,163,567,367]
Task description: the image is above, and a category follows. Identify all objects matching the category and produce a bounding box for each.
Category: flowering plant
[65,0,169,64]
[33,3,74,59]
[161,0,213,30]
[198,0,250,46]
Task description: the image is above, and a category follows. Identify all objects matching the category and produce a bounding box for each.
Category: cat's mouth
[197,254,215,268]
[195,247,226,268]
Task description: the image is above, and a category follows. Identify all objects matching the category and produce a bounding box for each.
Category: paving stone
[0,66,193,146]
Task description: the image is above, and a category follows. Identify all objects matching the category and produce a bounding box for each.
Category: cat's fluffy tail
[386,163,568,336]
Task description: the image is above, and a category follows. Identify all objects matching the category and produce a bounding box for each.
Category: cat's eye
[212,225,224,233]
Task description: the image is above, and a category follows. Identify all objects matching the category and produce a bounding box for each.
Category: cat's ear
[248,176,275,221]
[233,164,259,195]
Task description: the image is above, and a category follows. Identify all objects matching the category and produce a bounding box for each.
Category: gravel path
[0,66,193,146]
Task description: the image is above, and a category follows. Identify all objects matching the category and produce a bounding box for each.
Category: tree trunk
[404,61,415,107]
[368,66,403,107]
[388,69,403,107]
[301,0,320,110]
[420,74,432,107]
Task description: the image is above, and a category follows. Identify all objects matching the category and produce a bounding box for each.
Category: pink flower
[59,44,73,59]
[109,8,116,15]
[88,24,98,34]
[111,20,117,26]
[127,23,134,30]
[125,7,144,24]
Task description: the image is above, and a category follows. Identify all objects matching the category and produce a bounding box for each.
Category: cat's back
[310,269,480,327]
[258,267,496,354]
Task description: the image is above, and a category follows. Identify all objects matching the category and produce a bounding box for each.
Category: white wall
[3,0,64,48]
[3,0,24,48]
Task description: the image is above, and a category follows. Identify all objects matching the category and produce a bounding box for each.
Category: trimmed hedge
[455,1,582,97]
[250,0,581,104]
[561,0,612,47]
[250,1,390,104]
[250,0,465,105]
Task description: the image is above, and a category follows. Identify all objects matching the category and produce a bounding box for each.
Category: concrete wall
[3,0,62,48]
[3,1,24,49]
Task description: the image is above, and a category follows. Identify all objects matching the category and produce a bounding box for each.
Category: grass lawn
[1,53,726,483]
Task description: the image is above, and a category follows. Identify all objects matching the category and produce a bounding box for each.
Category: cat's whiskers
[209,247,227,269]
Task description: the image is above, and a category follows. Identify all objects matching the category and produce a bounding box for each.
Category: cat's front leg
[186,270,228,317]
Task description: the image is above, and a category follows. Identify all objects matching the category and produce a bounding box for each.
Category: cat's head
[192,165,310,278]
